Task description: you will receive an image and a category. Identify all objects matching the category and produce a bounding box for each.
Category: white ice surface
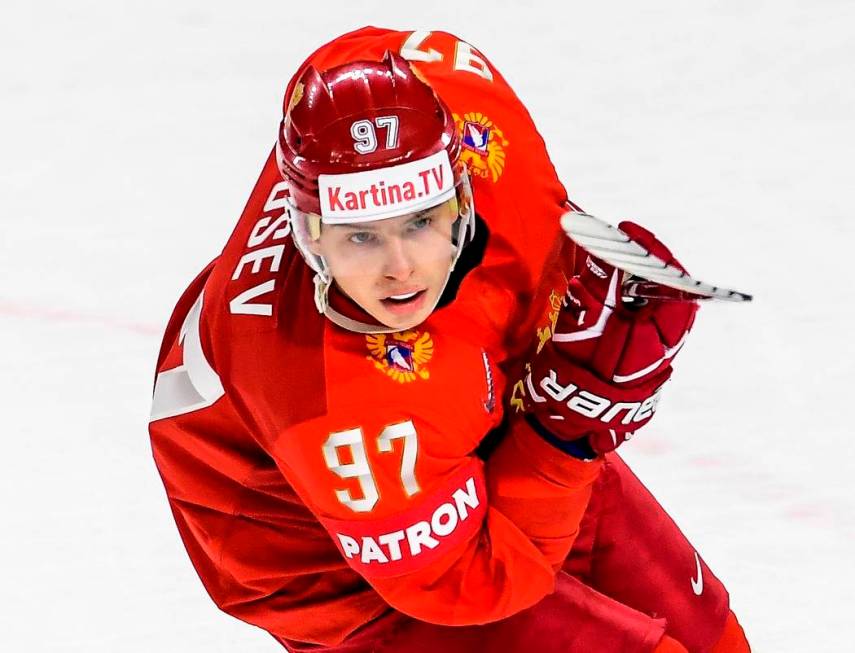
[2,1,853,651]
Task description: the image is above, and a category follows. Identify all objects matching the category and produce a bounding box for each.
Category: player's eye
[408,216,432,231]
[348,231,376,245]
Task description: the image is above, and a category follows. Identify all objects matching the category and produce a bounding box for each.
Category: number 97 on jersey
[323,421,421,513]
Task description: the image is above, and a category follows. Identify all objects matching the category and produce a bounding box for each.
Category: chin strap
[313,272,396,334]
[312,273,330,315]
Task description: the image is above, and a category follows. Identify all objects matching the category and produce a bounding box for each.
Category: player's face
[313,199,459,331]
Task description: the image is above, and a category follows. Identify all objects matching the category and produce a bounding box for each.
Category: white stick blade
[561,211,753,302]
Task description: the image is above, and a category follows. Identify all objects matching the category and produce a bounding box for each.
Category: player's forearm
[301,426,600,626]
[365,424,600,624]
[486,415,602,569]
[365,503,565,625]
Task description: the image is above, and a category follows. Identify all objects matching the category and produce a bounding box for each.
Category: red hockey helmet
[277,50,464,216]
[276,51,475,333]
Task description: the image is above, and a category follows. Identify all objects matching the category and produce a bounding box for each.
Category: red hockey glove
[522,221,698,457]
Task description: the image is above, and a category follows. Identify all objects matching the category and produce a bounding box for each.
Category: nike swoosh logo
[691,551,703,596]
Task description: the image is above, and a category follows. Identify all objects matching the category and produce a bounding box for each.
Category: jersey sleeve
[149,154,395,646]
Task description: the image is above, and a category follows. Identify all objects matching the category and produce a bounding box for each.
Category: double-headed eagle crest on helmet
[283,81,304,128]
[366,330,434,383]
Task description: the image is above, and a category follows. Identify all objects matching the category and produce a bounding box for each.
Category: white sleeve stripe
[150,291,224,422]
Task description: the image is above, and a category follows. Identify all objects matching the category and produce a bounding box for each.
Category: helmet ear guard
[446,169,476,271]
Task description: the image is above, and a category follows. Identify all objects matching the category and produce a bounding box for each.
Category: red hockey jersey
[149,27,600,646]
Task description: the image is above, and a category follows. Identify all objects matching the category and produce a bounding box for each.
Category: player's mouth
[380,288,428,315]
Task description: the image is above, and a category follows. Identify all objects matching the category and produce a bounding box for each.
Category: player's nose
[381,237,415,281]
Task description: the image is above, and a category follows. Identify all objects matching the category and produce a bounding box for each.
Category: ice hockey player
[149,26,750,652]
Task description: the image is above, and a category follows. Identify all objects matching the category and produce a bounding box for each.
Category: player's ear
[306,238,322,256]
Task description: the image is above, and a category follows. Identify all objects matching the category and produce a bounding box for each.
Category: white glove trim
[525,372,547,403]
[551,270,619,343]
[611,332,688,384]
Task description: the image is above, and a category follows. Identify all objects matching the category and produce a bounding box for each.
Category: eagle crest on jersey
[454,112,508,183]
[366,330,434,383]
[536,289,564,354]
